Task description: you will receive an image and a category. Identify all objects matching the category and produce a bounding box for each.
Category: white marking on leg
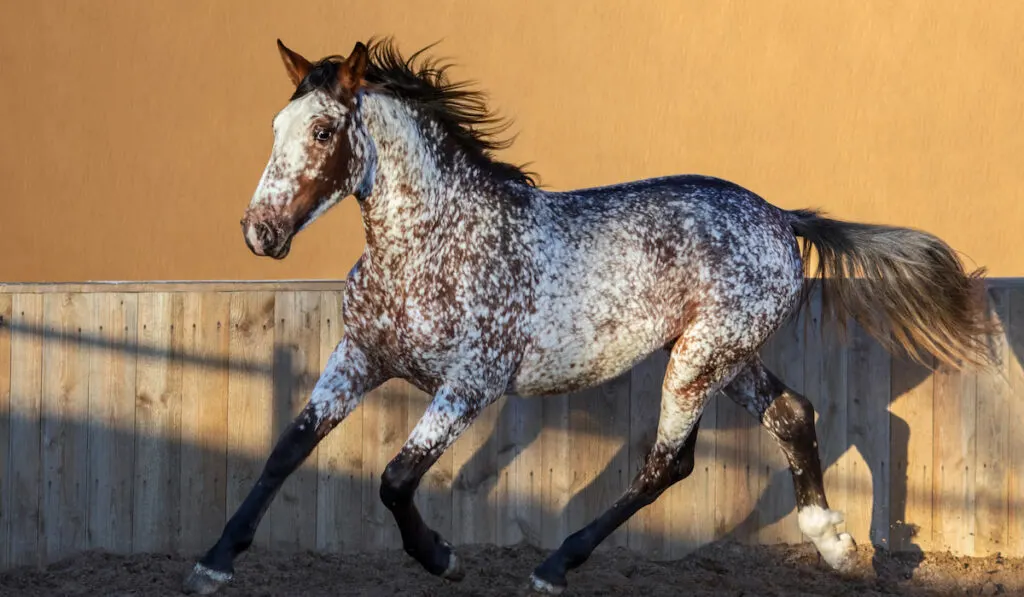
[798,505,857,571]
[441,548,463,580]
[529,573,565,595]
[191,563,233,583]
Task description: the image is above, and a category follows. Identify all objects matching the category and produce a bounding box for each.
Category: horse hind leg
[529,327,743,594]
[722,357,857,572]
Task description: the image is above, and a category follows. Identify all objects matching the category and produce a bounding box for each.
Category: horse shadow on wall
[452,284,1022,575]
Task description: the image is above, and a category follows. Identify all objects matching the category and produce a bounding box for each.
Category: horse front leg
[381,385,496,581]
[182,337,382,595]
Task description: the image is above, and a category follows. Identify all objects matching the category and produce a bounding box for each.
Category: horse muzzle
[241,215,293,260]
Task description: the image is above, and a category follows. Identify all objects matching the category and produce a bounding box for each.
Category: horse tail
[788,208,997,370]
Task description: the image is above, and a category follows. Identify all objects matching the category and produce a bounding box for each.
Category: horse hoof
[826,532,858,573]
[182,562,232,595]
[441,549,465,582]
[529,573,566,595]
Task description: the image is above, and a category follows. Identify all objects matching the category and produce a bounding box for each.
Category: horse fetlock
[406,532,464,580]
[528,572,566,595]
[530,558,568,595]
[440,542,465,581]
[181,562,233,595]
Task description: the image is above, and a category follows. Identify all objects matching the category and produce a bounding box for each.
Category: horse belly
[510,316,668,396]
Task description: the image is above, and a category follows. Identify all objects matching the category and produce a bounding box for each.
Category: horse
[182,37,995,595]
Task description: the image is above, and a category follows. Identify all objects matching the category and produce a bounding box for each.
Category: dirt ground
[2,541,1022,597]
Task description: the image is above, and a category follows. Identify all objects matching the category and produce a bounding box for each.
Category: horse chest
[345,268,527,389]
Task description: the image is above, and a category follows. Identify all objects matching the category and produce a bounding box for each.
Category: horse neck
[357,92,484,272]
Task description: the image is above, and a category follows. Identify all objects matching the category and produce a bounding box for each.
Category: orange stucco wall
[1,0,1020,281]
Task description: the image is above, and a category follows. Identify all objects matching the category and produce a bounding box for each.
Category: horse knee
[635,440,696,497]
[380,460,417,509]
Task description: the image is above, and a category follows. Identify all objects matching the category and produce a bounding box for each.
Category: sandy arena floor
[2,541,1021,596]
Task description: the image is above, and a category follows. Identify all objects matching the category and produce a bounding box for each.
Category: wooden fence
[0,280,1021,571]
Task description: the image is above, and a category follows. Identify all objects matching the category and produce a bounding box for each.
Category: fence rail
[0,280,1021,570]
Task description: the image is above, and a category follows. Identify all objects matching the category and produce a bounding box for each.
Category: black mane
[292,37,538,187]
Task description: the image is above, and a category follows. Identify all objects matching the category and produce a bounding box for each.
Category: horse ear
[339,42,369,94]
[277,39,312,87]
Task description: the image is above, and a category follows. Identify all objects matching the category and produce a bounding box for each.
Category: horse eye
[314,128,333,143]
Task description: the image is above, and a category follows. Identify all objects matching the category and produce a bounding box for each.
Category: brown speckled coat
[185,38,994,597]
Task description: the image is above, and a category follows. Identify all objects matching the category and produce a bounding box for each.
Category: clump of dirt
[2,541,1021,596]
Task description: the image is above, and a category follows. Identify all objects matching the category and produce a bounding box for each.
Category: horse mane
[292,36,538,188]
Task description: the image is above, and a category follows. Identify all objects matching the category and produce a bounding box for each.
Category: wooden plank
[562,388,593,551]
[451,389,500,546]
[564,372,630,552]
[133,292,184,553]
[974,287,1011,556]
[1007,287,1024,555]
[87,293,138,554]
[360,380,409,550]
[888,352,935,553]
[932,363,977,556]
[412,384,453,547]
[845,322,891,550]
[268,291,321,552]
[493,395,519,547]
[758,312,803,545]
[179,292,230,555]
[626,350,669,558]
[315,290,364,553]
[225,291,275,550]
[500,392,544,548]
[540,392,572,550]
[8,294,44,567]
[839,321,888,552]
[0,295,13,569]
[713,387,760,544]
[604,374,634,551]
[802,295,851,546]
[667,368,718,559]
[40,292,92,563]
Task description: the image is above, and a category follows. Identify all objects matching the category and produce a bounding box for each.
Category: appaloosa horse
[183,38,994,594]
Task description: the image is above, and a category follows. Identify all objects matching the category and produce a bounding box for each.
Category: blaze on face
[241,40,373,259]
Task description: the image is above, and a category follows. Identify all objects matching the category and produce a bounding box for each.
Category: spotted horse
[183,37,995,595]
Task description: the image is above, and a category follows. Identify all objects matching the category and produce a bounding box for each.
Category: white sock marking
[797,505,857,571]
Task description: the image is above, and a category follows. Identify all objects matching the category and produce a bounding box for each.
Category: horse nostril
[256,222,276,248]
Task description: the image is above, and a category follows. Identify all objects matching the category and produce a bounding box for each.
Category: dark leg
[381,386,493,581]
[723,358,856,571]
[182,339,379,595]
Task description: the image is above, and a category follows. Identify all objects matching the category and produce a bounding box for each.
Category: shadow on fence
[0,285,1021,577]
